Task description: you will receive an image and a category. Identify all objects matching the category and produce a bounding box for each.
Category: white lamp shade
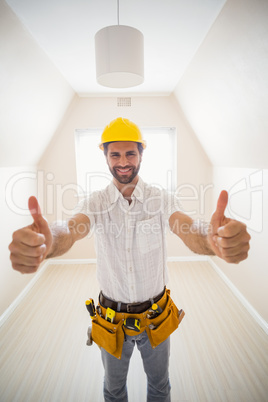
[95,25,144,88]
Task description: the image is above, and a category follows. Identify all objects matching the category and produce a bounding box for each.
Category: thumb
[210,190,229,235]
[214,190,228,221]
[28,196,47,227]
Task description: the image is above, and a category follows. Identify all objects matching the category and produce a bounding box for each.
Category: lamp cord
[117,0,120,25]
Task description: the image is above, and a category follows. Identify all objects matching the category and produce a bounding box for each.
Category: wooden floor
[0,261,267,402]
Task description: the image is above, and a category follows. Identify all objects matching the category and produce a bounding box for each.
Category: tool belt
[90,289,185,359]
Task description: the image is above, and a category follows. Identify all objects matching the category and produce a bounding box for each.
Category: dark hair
[103,141,144,156]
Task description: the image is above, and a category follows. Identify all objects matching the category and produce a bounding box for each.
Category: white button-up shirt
[77,178,180,303]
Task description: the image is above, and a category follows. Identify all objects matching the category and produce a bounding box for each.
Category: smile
[116,168,132,174]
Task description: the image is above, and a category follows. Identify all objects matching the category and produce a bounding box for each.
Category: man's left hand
[208,190,251,264]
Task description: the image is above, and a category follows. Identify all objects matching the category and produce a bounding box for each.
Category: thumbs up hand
[28,196,52,245]
[9,197,53,274]
[208,190,251,264]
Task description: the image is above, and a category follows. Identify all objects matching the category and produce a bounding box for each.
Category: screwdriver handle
[85,298,96,318]
[151,303,163,315]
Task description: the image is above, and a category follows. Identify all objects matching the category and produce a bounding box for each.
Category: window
[75,126,177,195]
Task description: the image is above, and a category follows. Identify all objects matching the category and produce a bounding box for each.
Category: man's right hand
[9,196,53,274]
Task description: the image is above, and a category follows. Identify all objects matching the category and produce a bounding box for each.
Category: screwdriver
[148,303,163,318]
[85,298,96,318]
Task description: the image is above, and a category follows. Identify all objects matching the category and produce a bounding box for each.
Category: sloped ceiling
[0,0,75,167]
[174,0,268,169]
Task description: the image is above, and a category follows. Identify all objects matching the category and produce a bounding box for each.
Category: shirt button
[127,248,130,252]
[129,267,132,272]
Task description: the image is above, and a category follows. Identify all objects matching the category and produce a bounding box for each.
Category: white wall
[0,0,74,316]
[173,0,268,170]
[0,167,38,315]
[38,95,213,260]
[172,0,268,323]
[212,167,268,322]
[0,0,75,167]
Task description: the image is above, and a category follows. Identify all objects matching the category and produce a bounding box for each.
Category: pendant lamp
[95,1,144,88]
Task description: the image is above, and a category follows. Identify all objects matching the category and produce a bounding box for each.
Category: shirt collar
[107,177,145,204]
[132,177,145,203]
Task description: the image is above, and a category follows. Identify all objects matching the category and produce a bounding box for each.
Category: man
[9,117,250,402]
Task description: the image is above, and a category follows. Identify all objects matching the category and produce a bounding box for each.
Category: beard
[109,163,141,184]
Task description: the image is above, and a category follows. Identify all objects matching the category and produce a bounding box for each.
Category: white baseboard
[45,257,210,264]
[48,258,97,265]
[0,260,50,328]
[167,255,208,262]
[1,256,267,336]
[168,255,268,335]
[208,257,268,336]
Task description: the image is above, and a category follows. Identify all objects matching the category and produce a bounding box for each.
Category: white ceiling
[5,0,226,96]
[2,0,268,170]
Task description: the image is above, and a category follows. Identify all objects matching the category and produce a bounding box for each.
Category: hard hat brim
[99,140,146,151]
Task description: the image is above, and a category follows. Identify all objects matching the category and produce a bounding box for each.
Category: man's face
[106,141,142,185]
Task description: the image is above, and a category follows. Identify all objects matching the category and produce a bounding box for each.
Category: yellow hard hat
[99,117,146,150]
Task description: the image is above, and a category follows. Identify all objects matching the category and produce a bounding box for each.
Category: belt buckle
[126,304,133,313]
[126,302,141,313]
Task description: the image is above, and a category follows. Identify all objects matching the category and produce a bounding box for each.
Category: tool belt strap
[99,287,166,313]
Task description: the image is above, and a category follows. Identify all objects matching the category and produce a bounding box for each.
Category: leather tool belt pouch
[91,312,124,359]
[146,289,185,348]
[91,289,184,359]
